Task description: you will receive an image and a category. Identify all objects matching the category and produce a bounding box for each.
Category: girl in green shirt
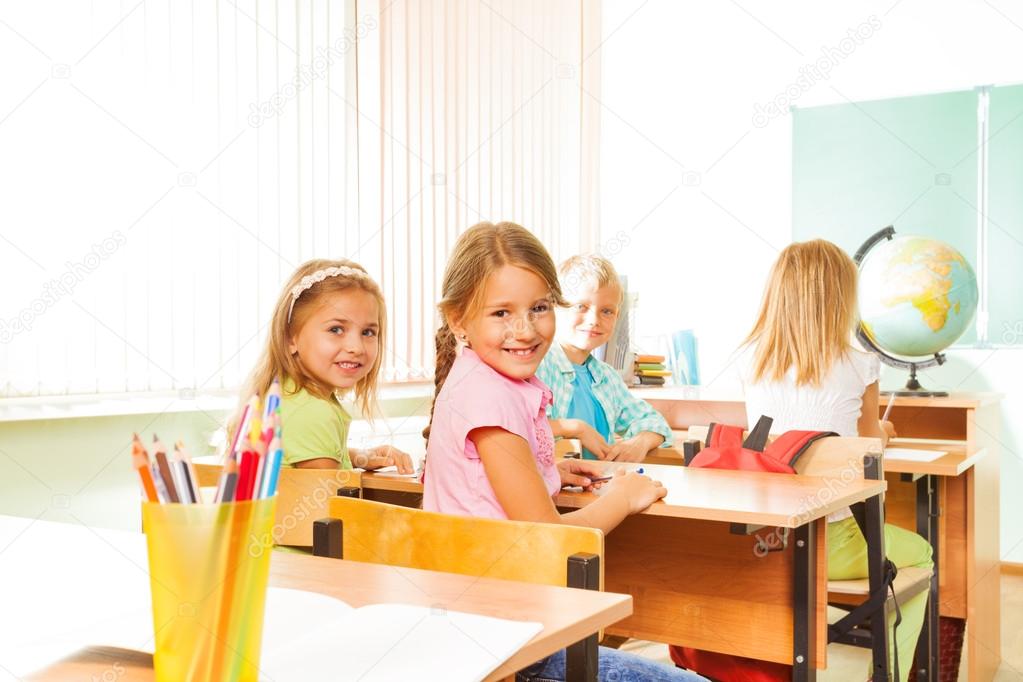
[241,258,413,473]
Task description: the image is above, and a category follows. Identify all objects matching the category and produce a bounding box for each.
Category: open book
[259,588,543,681]
[365,464,422,479]
[884,447,946,463]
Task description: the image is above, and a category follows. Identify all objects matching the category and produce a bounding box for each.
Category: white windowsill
[0,382,435,424]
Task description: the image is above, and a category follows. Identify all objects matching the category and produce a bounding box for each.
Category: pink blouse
[423,347,560,520]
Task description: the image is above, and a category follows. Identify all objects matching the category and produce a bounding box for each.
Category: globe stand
[886,362,949,398]
[855,326,949,397]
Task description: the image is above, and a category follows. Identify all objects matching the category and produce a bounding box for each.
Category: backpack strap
[827,557,902,681]
[705,423,744,448]
[741,415,774,451]
[764,430,837,468]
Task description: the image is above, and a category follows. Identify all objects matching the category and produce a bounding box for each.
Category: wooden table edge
[270,553,635,680]
[487,593,633,680]
[555,478,886,528]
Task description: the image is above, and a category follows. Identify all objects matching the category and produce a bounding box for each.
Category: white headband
[287,266,367,323]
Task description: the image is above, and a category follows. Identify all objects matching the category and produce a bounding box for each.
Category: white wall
[598,0,1023,560]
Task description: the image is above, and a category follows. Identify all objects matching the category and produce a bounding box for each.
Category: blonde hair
[241,258,387,417]
[426,221,566,438]
[743,239,859,386]
[558,254,623,303]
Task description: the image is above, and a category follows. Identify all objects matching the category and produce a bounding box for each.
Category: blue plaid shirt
[536,343,674,446]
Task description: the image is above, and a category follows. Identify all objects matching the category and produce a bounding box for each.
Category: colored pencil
[150,460,171,503]
[259,428,283,499]
[175,440,201,502]
[215,457,239,503]
[131,436,159,502]
[227,396,259,461]
[235,450,257,502]
[154,450,179,503]
[170,459,195,503]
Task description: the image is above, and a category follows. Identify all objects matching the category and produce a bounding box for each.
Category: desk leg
[914,474,939,682]
[566,553,600,682]
[792,520,817,682]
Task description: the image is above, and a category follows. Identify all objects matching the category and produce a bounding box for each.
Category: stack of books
[632,354,671,386]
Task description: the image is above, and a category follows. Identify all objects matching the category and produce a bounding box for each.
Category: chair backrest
[193,457,362,546]
[325,496,604,589]
[792,436,884,480]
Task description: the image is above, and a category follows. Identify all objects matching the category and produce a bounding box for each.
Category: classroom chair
[683,426,934,681]
[193,457,362,547]
[313,496,604,681]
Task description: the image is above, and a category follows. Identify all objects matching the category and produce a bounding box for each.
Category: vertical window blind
[0,0,600,397]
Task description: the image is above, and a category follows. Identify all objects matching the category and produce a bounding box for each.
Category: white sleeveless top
[739,346,880,522]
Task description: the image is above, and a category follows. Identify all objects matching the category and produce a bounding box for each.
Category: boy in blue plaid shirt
[536,255,673,462]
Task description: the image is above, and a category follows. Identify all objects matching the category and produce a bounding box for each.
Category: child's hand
[606,469,666,514]
[574,422,611,460]
[369,445,415,473]
[606,436,650,463]
[881,420,897,439]
[556,459,607,491]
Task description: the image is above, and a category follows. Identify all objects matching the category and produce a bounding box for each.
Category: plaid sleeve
[603,371,674,445]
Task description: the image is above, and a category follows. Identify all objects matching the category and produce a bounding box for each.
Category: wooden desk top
[271,553,630,679]
[554,462,886,528]
[1,515,629,682]
[882,439,987,477]
[631,387,1002,409]
[364,463,885,528]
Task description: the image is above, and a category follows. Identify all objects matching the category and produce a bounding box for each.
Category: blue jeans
[516,646,708,681]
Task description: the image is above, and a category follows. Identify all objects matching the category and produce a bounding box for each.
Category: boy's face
[557,280,621,355]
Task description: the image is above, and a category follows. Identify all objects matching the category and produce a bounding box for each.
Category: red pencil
[235,450,258,501]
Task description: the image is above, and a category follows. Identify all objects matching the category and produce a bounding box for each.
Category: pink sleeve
[445,387,534,461]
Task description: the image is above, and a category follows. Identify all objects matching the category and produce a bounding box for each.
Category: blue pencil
[260,429,283,498]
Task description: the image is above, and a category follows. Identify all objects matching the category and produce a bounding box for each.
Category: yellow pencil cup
[142,497,277,682]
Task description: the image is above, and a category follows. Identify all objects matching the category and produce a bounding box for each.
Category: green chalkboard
[988,85,1023,344]
[793,88,988,346]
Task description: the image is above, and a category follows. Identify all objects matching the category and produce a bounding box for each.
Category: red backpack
[670,415,836,682]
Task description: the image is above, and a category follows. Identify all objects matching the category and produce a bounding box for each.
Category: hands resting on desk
[556,459,667,510]
[558,418,663,463]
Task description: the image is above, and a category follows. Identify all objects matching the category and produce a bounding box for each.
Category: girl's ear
[287,335,299,356]
[446,314,468,344]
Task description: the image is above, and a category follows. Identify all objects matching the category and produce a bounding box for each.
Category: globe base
[881,367,948,398]
[883,389,950,398]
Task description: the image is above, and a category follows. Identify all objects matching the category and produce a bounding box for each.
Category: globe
[854,228,978,395]
[858,234,978,356]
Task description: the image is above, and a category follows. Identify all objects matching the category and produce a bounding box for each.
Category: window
[0,1,600,397]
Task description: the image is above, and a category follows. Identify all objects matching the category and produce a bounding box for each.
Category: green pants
[828,517,933,682]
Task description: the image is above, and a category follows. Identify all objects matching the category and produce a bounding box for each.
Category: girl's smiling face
[452,265,556,381]
[288,289,380,391]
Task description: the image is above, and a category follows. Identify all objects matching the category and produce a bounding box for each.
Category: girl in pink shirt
[422,221,705,682]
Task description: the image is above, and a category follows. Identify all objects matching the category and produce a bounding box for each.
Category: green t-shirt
[280,380,353,469]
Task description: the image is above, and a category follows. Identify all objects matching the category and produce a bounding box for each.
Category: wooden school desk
[553,462,886,680]
[0,515,630,682]
[633,387,1003,682]
[365,465,887,679]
